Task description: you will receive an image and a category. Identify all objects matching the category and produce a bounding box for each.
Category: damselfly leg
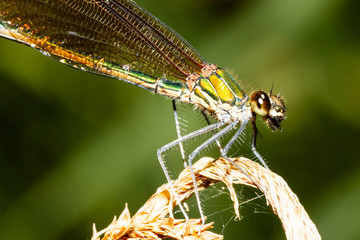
[158,118,265,231]
[172,100,224,166]
[251,114,269,169]
[201,111,223,153]
[162,107,271,231]
[172,100,187,167]
[157,121,226,226]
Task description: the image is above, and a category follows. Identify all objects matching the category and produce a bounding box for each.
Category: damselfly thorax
[165,63,286,129]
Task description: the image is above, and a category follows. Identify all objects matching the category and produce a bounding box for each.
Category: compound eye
[250,91,271,116]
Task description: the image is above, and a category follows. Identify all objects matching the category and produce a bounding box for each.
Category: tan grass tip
[91,157,321,240]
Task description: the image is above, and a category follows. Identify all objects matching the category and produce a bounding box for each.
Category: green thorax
[188,66,247,114]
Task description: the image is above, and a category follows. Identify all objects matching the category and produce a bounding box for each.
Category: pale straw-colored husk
[91,157,321,240]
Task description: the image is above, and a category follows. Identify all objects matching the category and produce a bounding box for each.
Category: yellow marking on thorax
[209,73,235,104]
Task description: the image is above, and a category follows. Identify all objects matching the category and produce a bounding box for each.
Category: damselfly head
[250,91,286,131]
[267,93,286,130]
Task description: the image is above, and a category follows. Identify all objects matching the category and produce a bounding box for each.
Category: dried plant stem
[91,157,321,240]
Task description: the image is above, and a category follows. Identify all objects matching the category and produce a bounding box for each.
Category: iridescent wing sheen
[0,0,206,82]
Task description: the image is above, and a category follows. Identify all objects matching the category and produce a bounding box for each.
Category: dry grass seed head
[91,157,321,240]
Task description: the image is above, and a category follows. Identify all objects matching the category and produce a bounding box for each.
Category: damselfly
[0,0,286,228]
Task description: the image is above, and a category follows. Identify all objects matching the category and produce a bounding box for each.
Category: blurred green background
[1,0,359,239]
